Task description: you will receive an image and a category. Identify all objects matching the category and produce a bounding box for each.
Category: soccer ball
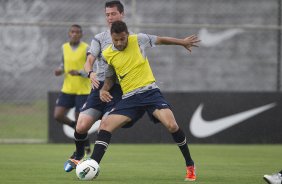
[76,159,100,180]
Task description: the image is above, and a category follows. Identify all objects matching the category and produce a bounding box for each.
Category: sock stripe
[95,140,109,148]
[74,136,88,141]
[177,137,187,147]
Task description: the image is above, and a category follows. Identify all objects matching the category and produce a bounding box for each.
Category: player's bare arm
[84,54,100,88]
[68,70,80,76]
[155,35,200,53]
[100,76,115,103]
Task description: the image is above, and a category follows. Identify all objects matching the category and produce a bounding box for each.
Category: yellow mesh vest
[103,35,156,94]
[61,42,91,95]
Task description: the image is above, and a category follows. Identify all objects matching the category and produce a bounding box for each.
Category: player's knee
[166,122,179,133]
[76,125,87,134]
[53,112,63,122]
[99,118,116,133]
[76,120,89,134]
[99,119,109,130]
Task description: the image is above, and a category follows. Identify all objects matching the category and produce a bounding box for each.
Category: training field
[0,144,280,184]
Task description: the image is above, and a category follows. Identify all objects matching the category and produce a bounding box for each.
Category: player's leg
[153,108,196,181]
[75,112,90,155]
[65,83,122,172]
[75,94,92,156]
[90,114,131,163]
[64,89,104,172]
[154,108,196,181]
[152,108,195,166]
[90,93,146,165]
[75,110,102,157]
[54,93,76,128]
[89,82,125,163]
[64,111,102,172]
[74,88,106,158]
[54,106,75,127]
[145,89,195,181]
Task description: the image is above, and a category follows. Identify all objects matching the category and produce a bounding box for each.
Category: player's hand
[100,90,113,102]
[183,35,200,53]
[68,70,80,76]
[90,72,100,89]
[54,68,63,76]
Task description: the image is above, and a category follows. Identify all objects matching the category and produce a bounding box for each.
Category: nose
[107,15,114,22]
[71,32,79,37]
[116,41,122,46]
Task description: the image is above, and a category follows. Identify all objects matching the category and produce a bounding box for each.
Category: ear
[120,12,125,19]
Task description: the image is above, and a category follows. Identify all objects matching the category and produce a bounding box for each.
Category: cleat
[64,158,81,172]
[263,173,282,184]
[64,152,83,172]
[185,165,196,181]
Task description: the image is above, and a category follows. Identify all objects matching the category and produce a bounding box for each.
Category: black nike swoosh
[87,164,96,171]
[119,74,126,79]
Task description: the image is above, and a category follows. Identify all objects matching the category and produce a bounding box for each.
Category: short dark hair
[111,21,128,34]
[70,24,82,33]
[105,1,124,13]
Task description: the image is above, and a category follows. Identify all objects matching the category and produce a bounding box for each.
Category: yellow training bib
[103,35,156,94]
[61,42,90,95]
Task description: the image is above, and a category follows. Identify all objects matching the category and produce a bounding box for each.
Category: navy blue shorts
[81,81,122,115]
[56,92,88,112]
[109,88,171,128]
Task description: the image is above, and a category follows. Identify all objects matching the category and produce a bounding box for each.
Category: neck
[70,41,80,46]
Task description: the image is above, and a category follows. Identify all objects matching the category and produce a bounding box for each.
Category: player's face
[68,26,82,45]
[111,32,128,51]
[105,6,124,27]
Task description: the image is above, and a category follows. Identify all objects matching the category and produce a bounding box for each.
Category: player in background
[53,24,91,155]
[94,21,200,181]
[63,1,125,172]
[264,170,282,184]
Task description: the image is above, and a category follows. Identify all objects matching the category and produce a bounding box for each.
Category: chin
[117,47,125,51]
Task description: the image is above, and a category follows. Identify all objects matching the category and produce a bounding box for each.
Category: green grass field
[0,102,281,183]
[0,101,47,140]
[0,144,281,184]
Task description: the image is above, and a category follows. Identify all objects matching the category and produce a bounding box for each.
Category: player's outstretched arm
[155,34,200,53]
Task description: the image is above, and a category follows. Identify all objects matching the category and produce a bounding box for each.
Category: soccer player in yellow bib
[92,21,200,181]
[54,24,91,154]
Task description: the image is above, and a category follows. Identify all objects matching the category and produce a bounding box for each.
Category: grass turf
[0,144,281,184]
[0,101,47,139]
